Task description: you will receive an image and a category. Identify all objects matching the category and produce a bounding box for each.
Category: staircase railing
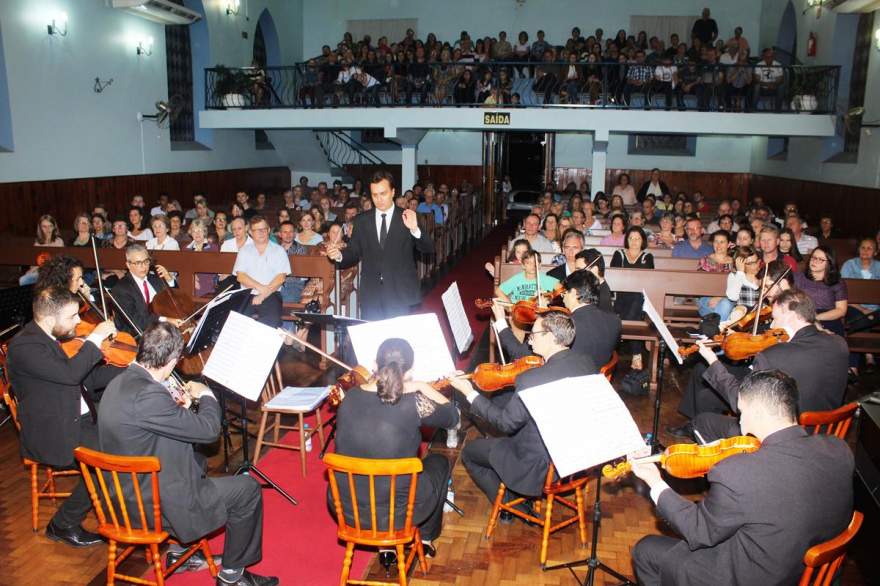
[314,130,387,170]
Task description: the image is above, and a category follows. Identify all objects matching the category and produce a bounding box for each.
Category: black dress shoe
[666,422,694,440]
[166,548,222,573]
[45,520,103,548]
[216,570,279,586]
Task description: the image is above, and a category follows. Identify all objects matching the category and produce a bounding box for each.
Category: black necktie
[379,213,388,249]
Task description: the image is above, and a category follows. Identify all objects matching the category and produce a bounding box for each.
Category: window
[165,22,196,143]
[627,134,696,156]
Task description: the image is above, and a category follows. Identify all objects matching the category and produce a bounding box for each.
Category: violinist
[331,338,458,567]
[491,269,620,368]
[450,311,595,518]
[97,323,278,586]
[574,248,614,312]
[6,287,120,548]
[679,288,849,443]
[671,260,792,438]
[35,254,91,298]
[631,370,853,586]
[110,243,180,336]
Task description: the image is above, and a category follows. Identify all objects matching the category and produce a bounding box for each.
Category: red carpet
[166,224,512,584]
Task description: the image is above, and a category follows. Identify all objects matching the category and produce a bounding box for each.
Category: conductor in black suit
[6,287,120,547]
[688,288,849,442]
[631,369,853,585]
[109,243,180,336]
[325,170,434,320]
[450,311,596,511]
[98,323,278,586]
[492,270,620,368]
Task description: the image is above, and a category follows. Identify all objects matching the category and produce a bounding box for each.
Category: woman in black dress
[611,226,654,394]
[331,338,459,565]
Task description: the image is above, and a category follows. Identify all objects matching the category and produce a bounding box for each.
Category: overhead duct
[111,0,201,25]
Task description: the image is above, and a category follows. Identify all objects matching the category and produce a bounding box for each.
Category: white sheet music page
[519,375,646,477]
[188,287,251,353]
[441,281,473,354]
[642,289,683,365]
[347,313,455,381]
[202,311,283,401]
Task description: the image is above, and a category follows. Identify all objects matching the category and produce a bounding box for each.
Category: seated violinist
[495,249,559,303]
[35,254,91,299]
[574,248,614,312]
[492,270,620,368]
[674,287,849,442]
[110,243,180,336]
[331,338,458,567]
[631,370,853,586]
[6,287,120,548]
[449,311,596,518]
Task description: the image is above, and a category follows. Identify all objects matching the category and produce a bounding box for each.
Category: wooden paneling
[555,168,751,203]
[750,174,880,239]
[344,164,482,193]
[0,167,290,237]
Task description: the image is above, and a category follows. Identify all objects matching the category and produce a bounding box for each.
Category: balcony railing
[205,61,839,114]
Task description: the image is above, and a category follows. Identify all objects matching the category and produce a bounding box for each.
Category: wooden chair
[324,453,428,586]
[74,446,218,586]
[799,402,859,440]
[1,380,81,531]
[485,463,589,567]
[799,510,863,586]
[600,351,619,382]
[253,361,326,477]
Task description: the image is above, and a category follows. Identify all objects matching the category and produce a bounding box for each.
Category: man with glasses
[450,311,596,517]
[110,243,180,336]
[232,215,289,328]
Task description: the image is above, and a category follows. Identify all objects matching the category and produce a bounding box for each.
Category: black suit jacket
[704,325,849,414]
[499,305,621,368]
[546,265,614,313]
[654,426,853,585]
[336,207,434,319]
[97,364,225,543]
[110,272,169,336]
[469,349,596,496]
[637,180,670,202]
[7,321,119,467]
[547,263,568,283]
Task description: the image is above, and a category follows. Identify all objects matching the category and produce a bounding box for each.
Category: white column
[591,129,609,199]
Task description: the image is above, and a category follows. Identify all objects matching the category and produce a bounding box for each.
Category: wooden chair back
[260,361,284,403]
[799,402,859,440]
[1,378,20,432]
[600,351,618,382]
[324,452,423,543]
[74,446,163,539]
[799,511,863,586]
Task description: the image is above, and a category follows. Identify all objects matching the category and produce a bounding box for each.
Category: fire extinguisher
[807,32,817,57]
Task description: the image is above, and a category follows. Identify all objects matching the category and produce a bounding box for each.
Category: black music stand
[650,340,667,453]
[187,289,252,354]
[0,285,33,331]
[543,470,636,586]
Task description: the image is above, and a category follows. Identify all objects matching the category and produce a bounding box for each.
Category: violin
[474,298,570,327]
[60,322,138,368]
[722,304,772,333]
[328,365,372,407]
[678,328,789,361]
[433,355,545,393]
[602,435,762,480]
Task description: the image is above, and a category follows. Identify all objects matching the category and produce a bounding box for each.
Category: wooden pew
[843,278,880,354]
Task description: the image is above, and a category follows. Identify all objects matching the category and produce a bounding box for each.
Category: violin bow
[178,283,236,327]
[90,235,108,319]
[102,287,144,338]
[276,328,354,371]
[752,269,769,336]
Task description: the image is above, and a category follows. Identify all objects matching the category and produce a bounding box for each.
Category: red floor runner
[166,225,512,584]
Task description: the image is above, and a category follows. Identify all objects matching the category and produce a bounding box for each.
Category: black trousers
[461,437,535,504]
[242,291,282,328]
[203,475,263,570]
[692,412,742,443]
[53,418,99,529]
[632,534,684,586]
[677,360,750,420]
[361,291,416,321]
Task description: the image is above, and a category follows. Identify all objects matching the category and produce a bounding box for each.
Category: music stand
[187,288,252,354]
[0,285,33,331]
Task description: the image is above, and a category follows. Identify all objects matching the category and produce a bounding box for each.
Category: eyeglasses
[127,259,150,266]
[811,256,828,263]
[526,330,549,341]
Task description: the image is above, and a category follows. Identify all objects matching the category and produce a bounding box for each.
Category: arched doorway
[164,0,211,147]
[253,9,281,147]
[775,1,797,65]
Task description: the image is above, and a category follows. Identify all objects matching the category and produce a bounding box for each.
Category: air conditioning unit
[111,0,202,25]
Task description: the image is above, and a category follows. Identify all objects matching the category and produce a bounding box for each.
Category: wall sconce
[136,36,154,56]
[226,1,240,15]
[47,11,68,36]
[875,29,880,51]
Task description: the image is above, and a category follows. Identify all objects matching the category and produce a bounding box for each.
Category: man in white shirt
[752,47,784,112]
[517,213,558,255]
[232,215,290,328]
[652,56,680,110]
[786,215,818,255]
[220,217,252,253]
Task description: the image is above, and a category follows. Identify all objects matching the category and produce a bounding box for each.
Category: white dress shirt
[374,206,421,241]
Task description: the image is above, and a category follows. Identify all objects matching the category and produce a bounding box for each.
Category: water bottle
[443,478,455,513]
[304,424,312,452]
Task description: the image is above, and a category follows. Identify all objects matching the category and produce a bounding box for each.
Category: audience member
[794,245,847,336]
[672,217,712,258]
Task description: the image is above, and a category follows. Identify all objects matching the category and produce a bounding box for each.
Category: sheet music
[347,313,455,381]
[642,289,683,365]
[202,311,283,401]
[266,386,330,411]
[441,281,473,354]
[519,375,646,477]
[187,287,251,353]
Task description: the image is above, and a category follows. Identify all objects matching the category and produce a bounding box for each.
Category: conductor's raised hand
[325,243,343,262]
[402,208,419,232]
